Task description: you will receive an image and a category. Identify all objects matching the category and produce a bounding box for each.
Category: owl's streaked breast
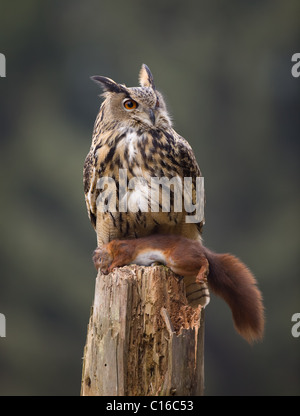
[84,125,188,229]
[84,64,204,242]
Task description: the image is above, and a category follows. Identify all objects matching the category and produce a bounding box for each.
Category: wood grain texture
[81,265,204,396]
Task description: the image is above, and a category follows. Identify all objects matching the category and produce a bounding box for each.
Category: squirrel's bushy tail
[203,248,264,343]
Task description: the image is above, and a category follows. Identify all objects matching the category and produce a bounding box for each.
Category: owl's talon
[150,261,162,266]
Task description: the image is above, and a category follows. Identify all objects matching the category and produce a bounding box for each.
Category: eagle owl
[84,64,208,306]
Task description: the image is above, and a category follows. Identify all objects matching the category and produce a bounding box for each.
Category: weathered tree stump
[81,265,205,396]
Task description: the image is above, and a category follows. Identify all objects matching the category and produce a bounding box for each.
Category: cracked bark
[81,265,205,396]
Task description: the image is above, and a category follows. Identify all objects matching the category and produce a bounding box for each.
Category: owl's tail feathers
[203,247,265,343]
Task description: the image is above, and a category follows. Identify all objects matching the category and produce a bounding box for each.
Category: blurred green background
[0,0,299,396]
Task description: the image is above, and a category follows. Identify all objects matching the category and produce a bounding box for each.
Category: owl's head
[91,64,172,129]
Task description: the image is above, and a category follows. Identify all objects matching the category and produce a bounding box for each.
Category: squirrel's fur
[93,234,264,343]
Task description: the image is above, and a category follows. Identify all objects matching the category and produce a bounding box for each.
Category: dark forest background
[0,0,299,395]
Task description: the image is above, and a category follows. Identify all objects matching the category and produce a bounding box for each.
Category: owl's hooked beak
[149,109,156,125]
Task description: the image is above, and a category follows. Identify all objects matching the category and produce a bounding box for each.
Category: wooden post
[81,265,205,396]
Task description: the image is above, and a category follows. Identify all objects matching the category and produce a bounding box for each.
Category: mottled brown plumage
[84,65,204,242]
[83,64,209,305]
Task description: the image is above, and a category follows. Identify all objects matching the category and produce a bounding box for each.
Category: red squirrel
[93,234,264,343]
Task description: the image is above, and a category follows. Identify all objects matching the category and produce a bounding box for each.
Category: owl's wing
[174,134,202,179]
[173,133,205,233]
[83,150,97,229]
[138,128,204,233]
[83,126,122,231]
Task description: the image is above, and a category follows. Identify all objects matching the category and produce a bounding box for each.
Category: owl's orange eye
[123,99,138,110]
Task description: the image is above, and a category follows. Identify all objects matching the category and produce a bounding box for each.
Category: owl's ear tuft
[91,76,127,94]
[139,64,155,89]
